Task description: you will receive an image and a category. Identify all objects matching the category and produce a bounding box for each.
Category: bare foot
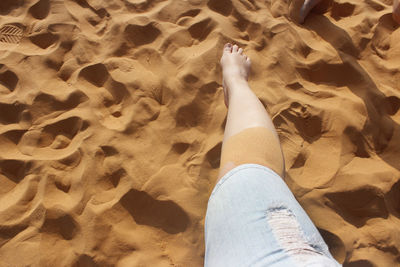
[220,43,251,107]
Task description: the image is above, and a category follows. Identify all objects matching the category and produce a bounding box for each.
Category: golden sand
[0,0,399,266]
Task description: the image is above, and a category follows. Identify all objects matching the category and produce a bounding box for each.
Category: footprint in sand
[0,66,18,93]
[0,24,23,45]
[78,62,161,132]
[0,0,74,52]
[0,23,59,51]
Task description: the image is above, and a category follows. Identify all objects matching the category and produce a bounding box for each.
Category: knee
[220,127,285,177]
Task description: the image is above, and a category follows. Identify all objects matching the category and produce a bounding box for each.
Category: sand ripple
[0,0,399,266]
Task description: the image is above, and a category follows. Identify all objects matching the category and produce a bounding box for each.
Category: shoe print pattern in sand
[0,0,399,266]
[0,25,23,44]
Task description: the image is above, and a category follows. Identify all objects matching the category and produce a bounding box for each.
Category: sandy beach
[0,0,399,266]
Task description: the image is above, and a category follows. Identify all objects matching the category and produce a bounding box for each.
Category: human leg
[394,0,400,24]
[205,164,341,267]
[205,44,342,266]
[218,43,284,179]
[299,0,322,23]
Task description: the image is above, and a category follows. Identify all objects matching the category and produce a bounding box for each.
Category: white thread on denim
[267,208,338,267]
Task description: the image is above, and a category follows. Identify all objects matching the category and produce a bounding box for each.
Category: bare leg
[299,0,322,23]
[394,0,400,24]
[218,44,284,180]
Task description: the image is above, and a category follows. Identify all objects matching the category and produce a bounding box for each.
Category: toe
[232,44,239,52]
[224,43,232,52]
[238,48,243,54]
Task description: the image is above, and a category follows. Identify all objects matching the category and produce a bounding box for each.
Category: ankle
[224,76,248,90]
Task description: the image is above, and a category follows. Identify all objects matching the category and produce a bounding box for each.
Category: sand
[0,0,399,266]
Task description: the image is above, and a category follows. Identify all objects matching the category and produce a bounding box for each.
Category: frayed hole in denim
[267,208,337,266]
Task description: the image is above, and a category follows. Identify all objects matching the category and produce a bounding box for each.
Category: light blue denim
[205,164,341,267]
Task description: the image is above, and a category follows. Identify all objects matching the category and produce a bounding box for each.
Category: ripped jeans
[204,164,341,267]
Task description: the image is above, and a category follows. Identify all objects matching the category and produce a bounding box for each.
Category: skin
[218,43,284,180]
[299,0,400,24]
[299,0,323,23]
[394,0,400,24]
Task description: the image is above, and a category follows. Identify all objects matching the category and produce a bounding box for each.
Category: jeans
[205,164,341,267]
